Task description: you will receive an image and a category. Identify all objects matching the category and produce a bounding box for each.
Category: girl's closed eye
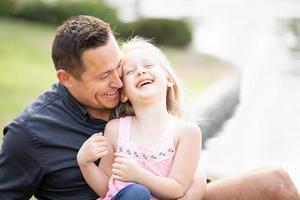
[144,61,155,68]
[145,64,154,68]
[125,67,135,75]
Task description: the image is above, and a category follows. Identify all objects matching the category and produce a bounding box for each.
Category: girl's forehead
[124,48,159,60]
[125,48,153,57]
[122,49,158,64]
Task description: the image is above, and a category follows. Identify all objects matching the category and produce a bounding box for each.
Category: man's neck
[85,107,111,121]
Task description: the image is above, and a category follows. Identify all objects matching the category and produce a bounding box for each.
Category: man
[0,15,148,200]
[0,15,299,200]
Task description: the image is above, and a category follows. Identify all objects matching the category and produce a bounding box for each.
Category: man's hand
[111,152,143,182]
[77,133,108,166]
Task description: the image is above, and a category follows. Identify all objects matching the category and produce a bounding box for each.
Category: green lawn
[0,18,57,132]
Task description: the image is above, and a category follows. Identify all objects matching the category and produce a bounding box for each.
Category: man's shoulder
[25,84,60,115]
[4,83,62,133]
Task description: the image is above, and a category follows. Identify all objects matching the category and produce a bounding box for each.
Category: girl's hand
[77,133,108,166]
[111,152,143,182]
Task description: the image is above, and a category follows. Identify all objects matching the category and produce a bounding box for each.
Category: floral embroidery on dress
[118,146,175,160]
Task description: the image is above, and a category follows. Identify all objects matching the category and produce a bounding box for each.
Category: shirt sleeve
[0,122,44,199]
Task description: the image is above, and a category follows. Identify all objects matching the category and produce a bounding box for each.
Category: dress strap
[117,116,132,152]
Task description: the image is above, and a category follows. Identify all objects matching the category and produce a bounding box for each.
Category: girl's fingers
[111,174,122,181]
[114,152,131,163]
[114,157,128,164]
[90,141,107,152]
[93,136,106,141]
[114,152,128,158]
[111,168,122,176]
[95,145,108,152]
[96,148,107,155]
[92,133,107,142]
[112,162,122,170]
[97,149,108,157]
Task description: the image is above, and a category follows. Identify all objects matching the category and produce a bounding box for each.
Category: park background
[1,0,300,198]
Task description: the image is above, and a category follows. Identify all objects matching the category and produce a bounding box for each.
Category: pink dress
[102,116,177,200]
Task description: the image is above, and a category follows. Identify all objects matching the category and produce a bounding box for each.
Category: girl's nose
[137,70,146,76]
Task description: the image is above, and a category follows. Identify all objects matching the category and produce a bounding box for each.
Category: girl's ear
[120,90,128,103]
[166,77,174,87]
[57,69,73,88]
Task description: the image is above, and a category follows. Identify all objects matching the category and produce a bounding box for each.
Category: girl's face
[121,49,172,104]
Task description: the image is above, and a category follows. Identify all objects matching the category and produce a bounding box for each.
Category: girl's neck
[132,101,171,124]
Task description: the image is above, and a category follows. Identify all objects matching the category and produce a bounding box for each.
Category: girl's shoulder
[105,118,120,131]
[104,118,122,146]
[106,116,131,130]
[105,116,132,140]
[174,118,202,139]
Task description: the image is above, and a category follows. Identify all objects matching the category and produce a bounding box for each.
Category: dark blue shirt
[0,83,107,200]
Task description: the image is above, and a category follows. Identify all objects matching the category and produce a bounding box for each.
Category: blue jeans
[111,183,151,200]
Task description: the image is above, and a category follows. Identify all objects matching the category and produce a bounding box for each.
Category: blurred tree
[289,18,300,52]
[117,18,192,47]
[0,0,193,47]
[0,0,120,25]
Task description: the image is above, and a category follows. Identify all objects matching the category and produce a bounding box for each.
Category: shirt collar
[57,82,89,118]
[56,82,110,124]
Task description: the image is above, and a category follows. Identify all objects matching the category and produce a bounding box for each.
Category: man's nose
[111,70,123,88]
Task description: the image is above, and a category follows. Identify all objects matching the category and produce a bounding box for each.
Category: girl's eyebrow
[124,65,135,71]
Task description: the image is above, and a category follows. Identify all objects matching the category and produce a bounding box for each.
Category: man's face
[66,35,123,120]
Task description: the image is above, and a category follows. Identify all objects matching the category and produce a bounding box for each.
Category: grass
[0,18,57,131]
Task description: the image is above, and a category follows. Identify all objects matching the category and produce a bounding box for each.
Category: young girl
[77,37,202,200]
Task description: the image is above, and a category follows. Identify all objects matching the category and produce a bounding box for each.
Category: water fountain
[197,0,300,187]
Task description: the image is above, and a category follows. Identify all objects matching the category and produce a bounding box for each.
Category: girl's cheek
[123,78,130,87]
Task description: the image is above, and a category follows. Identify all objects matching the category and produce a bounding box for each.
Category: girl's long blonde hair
[113,37,186,119]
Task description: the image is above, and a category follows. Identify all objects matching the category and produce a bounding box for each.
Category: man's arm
[203,167,300,200]
[0,124,44,199]
[178,159,207,200]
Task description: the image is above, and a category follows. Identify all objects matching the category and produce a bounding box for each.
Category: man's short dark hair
[52,15,112,79]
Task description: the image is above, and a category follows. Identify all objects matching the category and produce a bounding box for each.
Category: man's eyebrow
[98,70,110,78]
[98,60,122,77]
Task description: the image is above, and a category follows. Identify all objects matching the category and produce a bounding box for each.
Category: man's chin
[104,100,120,109]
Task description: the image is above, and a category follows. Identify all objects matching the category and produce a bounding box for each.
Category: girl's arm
[178,162,207,200]
[77,119,119,197]
[77,133,109,197]
[112,122,202,199]
[99,119,119,176]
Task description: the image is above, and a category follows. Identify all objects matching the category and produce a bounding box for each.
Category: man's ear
[56,69,73,88]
